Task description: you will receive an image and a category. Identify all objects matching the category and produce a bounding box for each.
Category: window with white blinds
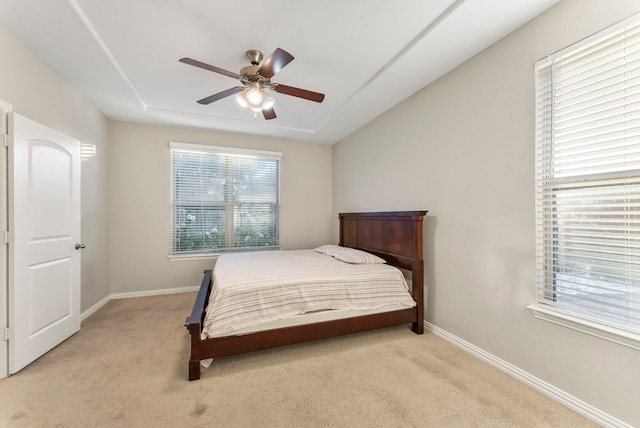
[534,14,640,340]
[169,142,281,258]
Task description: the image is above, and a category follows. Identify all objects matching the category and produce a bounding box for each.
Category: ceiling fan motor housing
[240,65,260,78]
[240,65,271,90]
[246,49,263,66]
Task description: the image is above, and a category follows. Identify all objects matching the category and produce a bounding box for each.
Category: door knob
[75,243,86,250]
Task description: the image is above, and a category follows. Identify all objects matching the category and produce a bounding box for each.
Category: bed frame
[184,210,427,381]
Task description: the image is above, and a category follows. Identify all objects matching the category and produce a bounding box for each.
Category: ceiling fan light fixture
[246,83,264,106]
[236,92,249,108]
[236,85,274,112]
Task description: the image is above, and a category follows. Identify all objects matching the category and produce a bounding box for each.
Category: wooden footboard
[184,269,212,381]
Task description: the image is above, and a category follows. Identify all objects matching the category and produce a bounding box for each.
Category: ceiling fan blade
[179,58,241,79]
[197,86,244,105]
[262,107,277,120]
[258,48,294,79]
[273,84,325,103]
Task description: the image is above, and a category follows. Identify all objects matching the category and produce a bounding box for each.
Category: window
[169,142,281,258]
[532,14,640,348]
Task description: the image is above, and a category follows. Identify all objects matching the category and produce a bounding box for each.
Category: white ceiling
[0,0,560,144]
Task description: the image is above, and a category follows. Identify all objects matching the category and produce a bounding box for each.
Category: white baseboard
[81,286,200,321]
[81,295,112,321]
[424,321,632,428]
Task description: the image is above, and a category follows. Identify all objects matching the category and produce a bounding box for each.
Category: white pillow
[313,245,386,264]
[313,244,335,256]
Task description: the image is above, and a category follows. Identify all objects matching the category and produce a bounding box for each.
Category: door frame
[0,98,12,380]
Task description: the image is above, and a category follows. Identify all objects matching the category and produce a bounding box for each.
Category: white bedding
[201,249,416,339]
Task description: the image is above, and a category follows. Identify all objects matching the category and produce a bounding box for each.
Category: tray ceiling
[0,0,561,144]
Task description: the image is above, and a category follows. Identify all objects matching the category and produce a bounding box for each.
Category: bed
[184,210,427,381]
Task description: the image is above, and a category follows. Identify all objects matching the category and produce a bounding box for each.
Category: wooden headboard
[339,211,427,268]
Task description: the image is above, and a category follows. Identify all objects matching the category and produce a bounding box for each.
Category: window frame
[530,13,640,350]
[168,142,281,260]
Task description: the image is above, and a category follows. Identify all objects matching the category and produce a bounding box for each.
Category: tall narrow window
[169,142,281,258]
[534,14,640,343]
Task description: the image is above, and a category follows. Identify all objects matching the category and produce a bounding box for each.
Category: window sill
[167,254,219,262]
[167,247,280,262]
[527,304,640,351]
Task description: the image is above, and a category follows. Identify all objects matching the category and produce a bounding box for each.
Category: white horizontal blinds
[552,23,640,178]
[231,156,280,248]
[535,16,640,332]
[169,143,281,256]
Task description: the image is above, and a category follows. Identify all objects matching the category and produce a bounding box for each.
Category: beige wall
[0,24,111,313]
[332,0,640,425]
[109,121,333,293]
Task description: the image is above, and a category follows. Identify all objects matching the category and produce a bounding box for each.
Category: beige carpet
[0,292,596,428]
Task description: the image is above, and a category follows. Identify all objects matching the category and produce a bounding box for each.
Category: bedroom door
[7,113,81,374]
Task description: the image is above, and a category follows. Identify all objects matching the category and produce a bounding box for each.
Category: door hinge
[2,133,12,148]
[4,230,13,244]
[2,327,12,342]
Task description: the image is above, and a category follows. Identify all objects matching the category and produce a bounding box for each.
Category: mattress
[201,249,416,339]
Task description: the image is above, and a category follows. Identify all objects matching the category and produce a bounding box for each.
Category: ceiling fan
[179,48,325,120]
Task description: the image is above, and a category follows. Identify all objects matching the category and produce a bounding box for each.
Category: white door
[8,113,81,374]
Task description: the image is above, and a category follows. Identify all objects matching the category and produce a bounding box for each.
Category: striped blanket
[201,249,415,338]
